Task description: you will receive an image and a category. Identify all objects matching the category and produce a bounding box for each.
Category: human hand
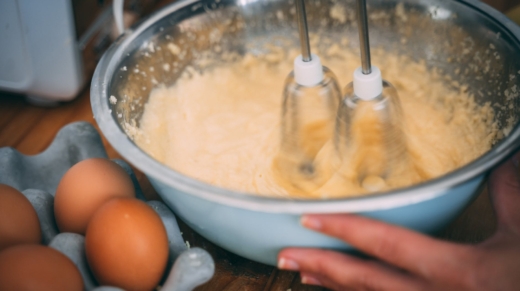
[278,153,520,291]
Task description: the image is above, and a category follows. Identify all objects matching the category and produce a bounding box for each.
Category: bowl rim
[91,0,520,213]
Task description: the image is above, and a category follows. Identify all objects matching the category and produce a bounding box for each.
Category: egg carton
[0,121,214,291]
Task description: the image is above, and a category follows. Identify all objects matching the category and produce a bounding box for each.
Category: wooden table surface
[0,1,517,290]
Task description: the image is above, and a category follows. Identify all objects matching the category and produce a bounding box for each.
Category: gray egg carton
[0,122,214,291]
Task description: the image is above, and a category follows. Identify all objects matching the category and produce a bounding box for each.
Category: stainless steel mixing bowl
[92,0,520,265]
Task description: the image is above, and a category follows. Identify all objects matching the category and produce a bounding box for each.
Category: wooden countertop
[1,1,517,290]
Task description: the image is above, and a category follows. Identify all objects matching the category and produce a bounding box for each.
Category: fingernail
[301,275,322,286]
[301,215,322,230]
[278,257,299,271]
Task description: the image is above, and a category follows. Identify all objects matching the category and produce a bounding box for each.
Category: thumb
[488,151,520,235]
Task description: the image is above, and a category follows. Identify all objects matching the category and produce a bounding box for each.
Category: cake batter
[134,47,497,198]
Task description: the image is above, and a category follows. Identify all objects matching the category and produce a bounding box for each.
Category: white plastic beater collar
[353,66,383,100]
[294,54,324,87]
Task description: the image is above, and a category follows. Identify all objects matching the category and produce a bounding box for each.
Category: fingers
[489,151,520,234]
[299,214,467,279]
[278,248,423,291]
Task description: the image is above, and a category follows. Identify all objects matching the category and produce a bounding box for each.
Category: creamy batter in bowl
[92,0,520,265]
[134,49,497,199]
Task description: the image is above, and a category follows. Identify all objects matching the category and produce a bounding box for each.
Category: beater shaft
[356,0,372,74]
[296,0,312,62]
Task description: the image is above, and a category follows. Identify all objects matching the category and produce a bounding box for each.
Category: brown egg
[85,198,168,291]
[54,158,135,234]
[0,184,41,251]
[0,244,83,291]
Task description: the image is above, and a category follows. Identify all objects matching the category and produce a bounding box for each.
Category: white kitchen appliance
[0,0,87,105]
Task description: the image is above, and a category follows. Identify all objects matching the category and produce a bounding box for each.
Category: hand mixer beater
[275,0,342,194]
[335,0,411,192]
